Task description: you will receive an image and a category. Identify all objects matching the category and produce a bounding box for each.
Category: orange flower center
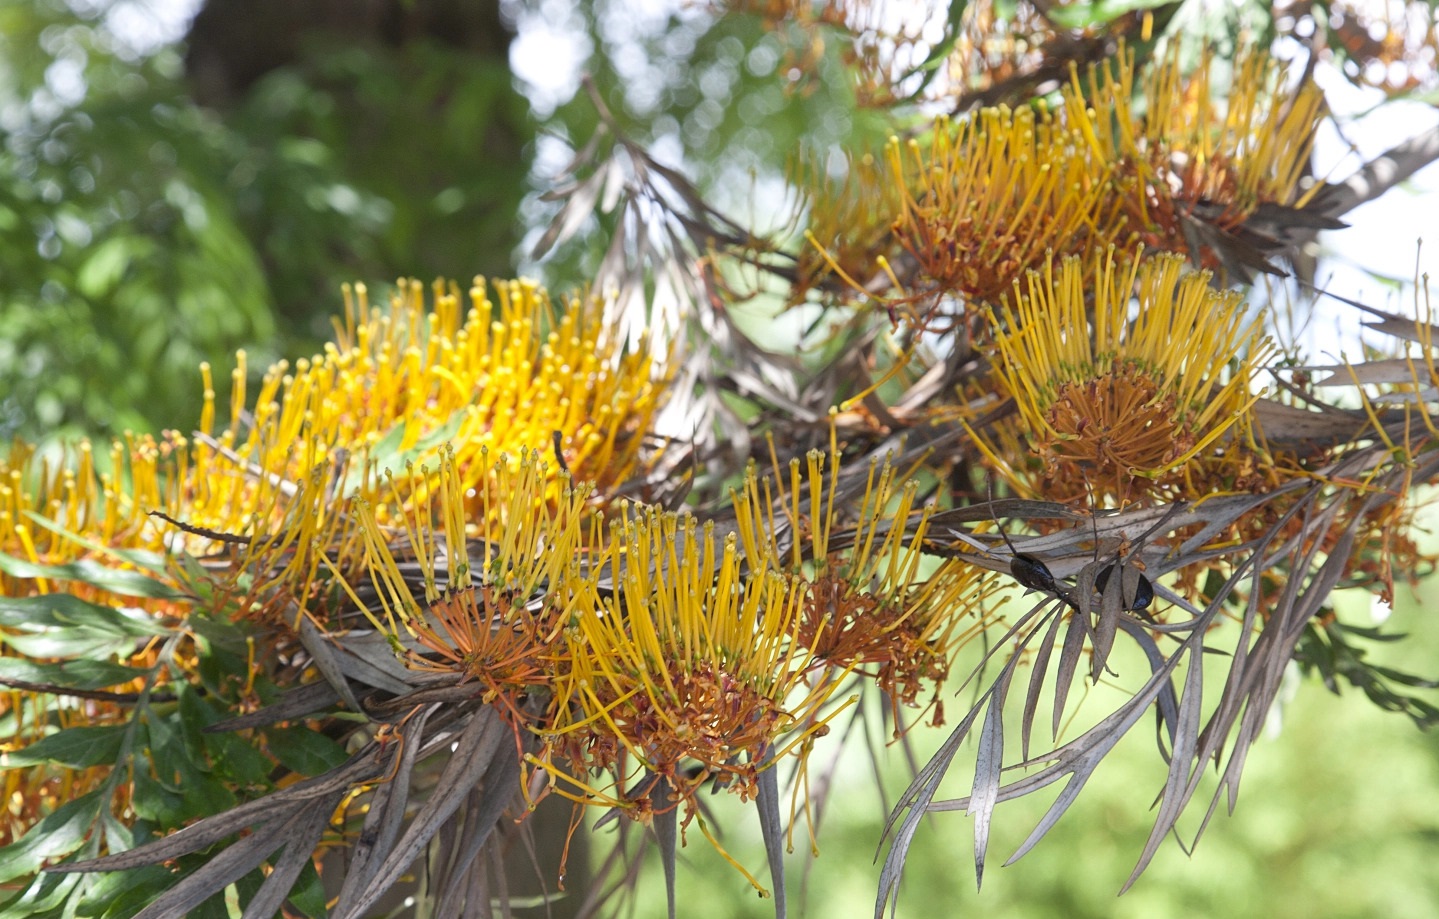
[1039,364,1193,482]
[598,662,784,790]
[797,573,946,709]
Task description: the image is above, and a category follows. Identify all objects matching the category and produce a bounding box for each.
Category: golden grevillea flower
[0,439,180,846]
[977,248,1271,504]
[0,435,184,591]
[730,447,996,727]
[1216,292,1439,603]
[885,106,1113,311]
[0,273,667,843]
[6,275,664,610]
[791,149,903,303]
[548,503,845,820]
[347,445,891,889]
[181,276,663,621]
[514,446,992,886]
[353,448,589,723]
[202,277,661,530]
[1066,44,1326,274]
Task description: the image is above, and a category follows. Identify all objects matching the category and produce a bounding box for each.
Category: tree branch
[1328,123,1439,218]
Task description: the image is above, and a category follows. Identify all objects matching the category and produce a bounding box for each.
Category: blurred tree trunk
[183,0,515,105]
[180,0,534,334]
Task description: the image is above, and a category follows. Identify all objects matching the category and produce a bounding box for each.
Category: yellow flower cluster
[802,44,1325,315]
[791,150,903,303]
[0,433,221,602]
[972,247,1271,504]
[355,442,994,888]
[1069,44,1325,269]
[887,105,1109,309]
[732,448,997,722]
[0,275,667,841]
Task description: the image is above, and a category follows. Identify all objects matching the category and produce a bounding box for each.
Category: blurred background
[2,1,1438,916]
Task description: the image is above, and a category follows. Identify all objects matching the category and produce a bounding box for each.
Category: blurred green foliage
[557,3,885,178]
[511,0,900,288]
[213,34,531,331]
[0,0,532,442]
[0,0,276,440]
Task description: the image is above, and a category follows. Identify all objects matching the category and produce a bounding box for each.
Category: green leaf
[286,859,329,918]
[1333,622,1407,642]
[177,685,216,762]
[185,614,249,655]
[0,594,169,633]
[0,866,84,918]
[145,706,237,821]
[1369,664,1439,689]
[93,866,177,919]
[176,772,236,824]
[366,419,407,468]
[0,792,104,884]
[202,730,273,789]
[177,685,274,787]
[0,632,126,660]
[234,868,265,912]
[0,594,171,659]
[75,236,148,299]
[0,725,127,770]
[0,553,185,600]
[170,551,220,604]
[21,512,173,581]
[360,405,467,486]
[129,759,186,827]
[265,725,350,776]
[0,658,151,692]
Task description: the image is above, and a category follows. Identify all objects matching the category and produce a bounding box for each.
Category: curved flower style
[355,448,587,725]
[886,105,1113,311]
[3,276,665,604]
[791,149,903,302]
[520,447,992,887]
[0,274,667,848]
[9,15,1439,919]
[196,276,664,534]
[0,440,190,848]
[979,248,1271,504]
[731,448,996,726]
[195,277,664,622]
[1,440,120,593]
[345,440,992,887]
[552,503,841,806]
[1067,44,1327,277]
